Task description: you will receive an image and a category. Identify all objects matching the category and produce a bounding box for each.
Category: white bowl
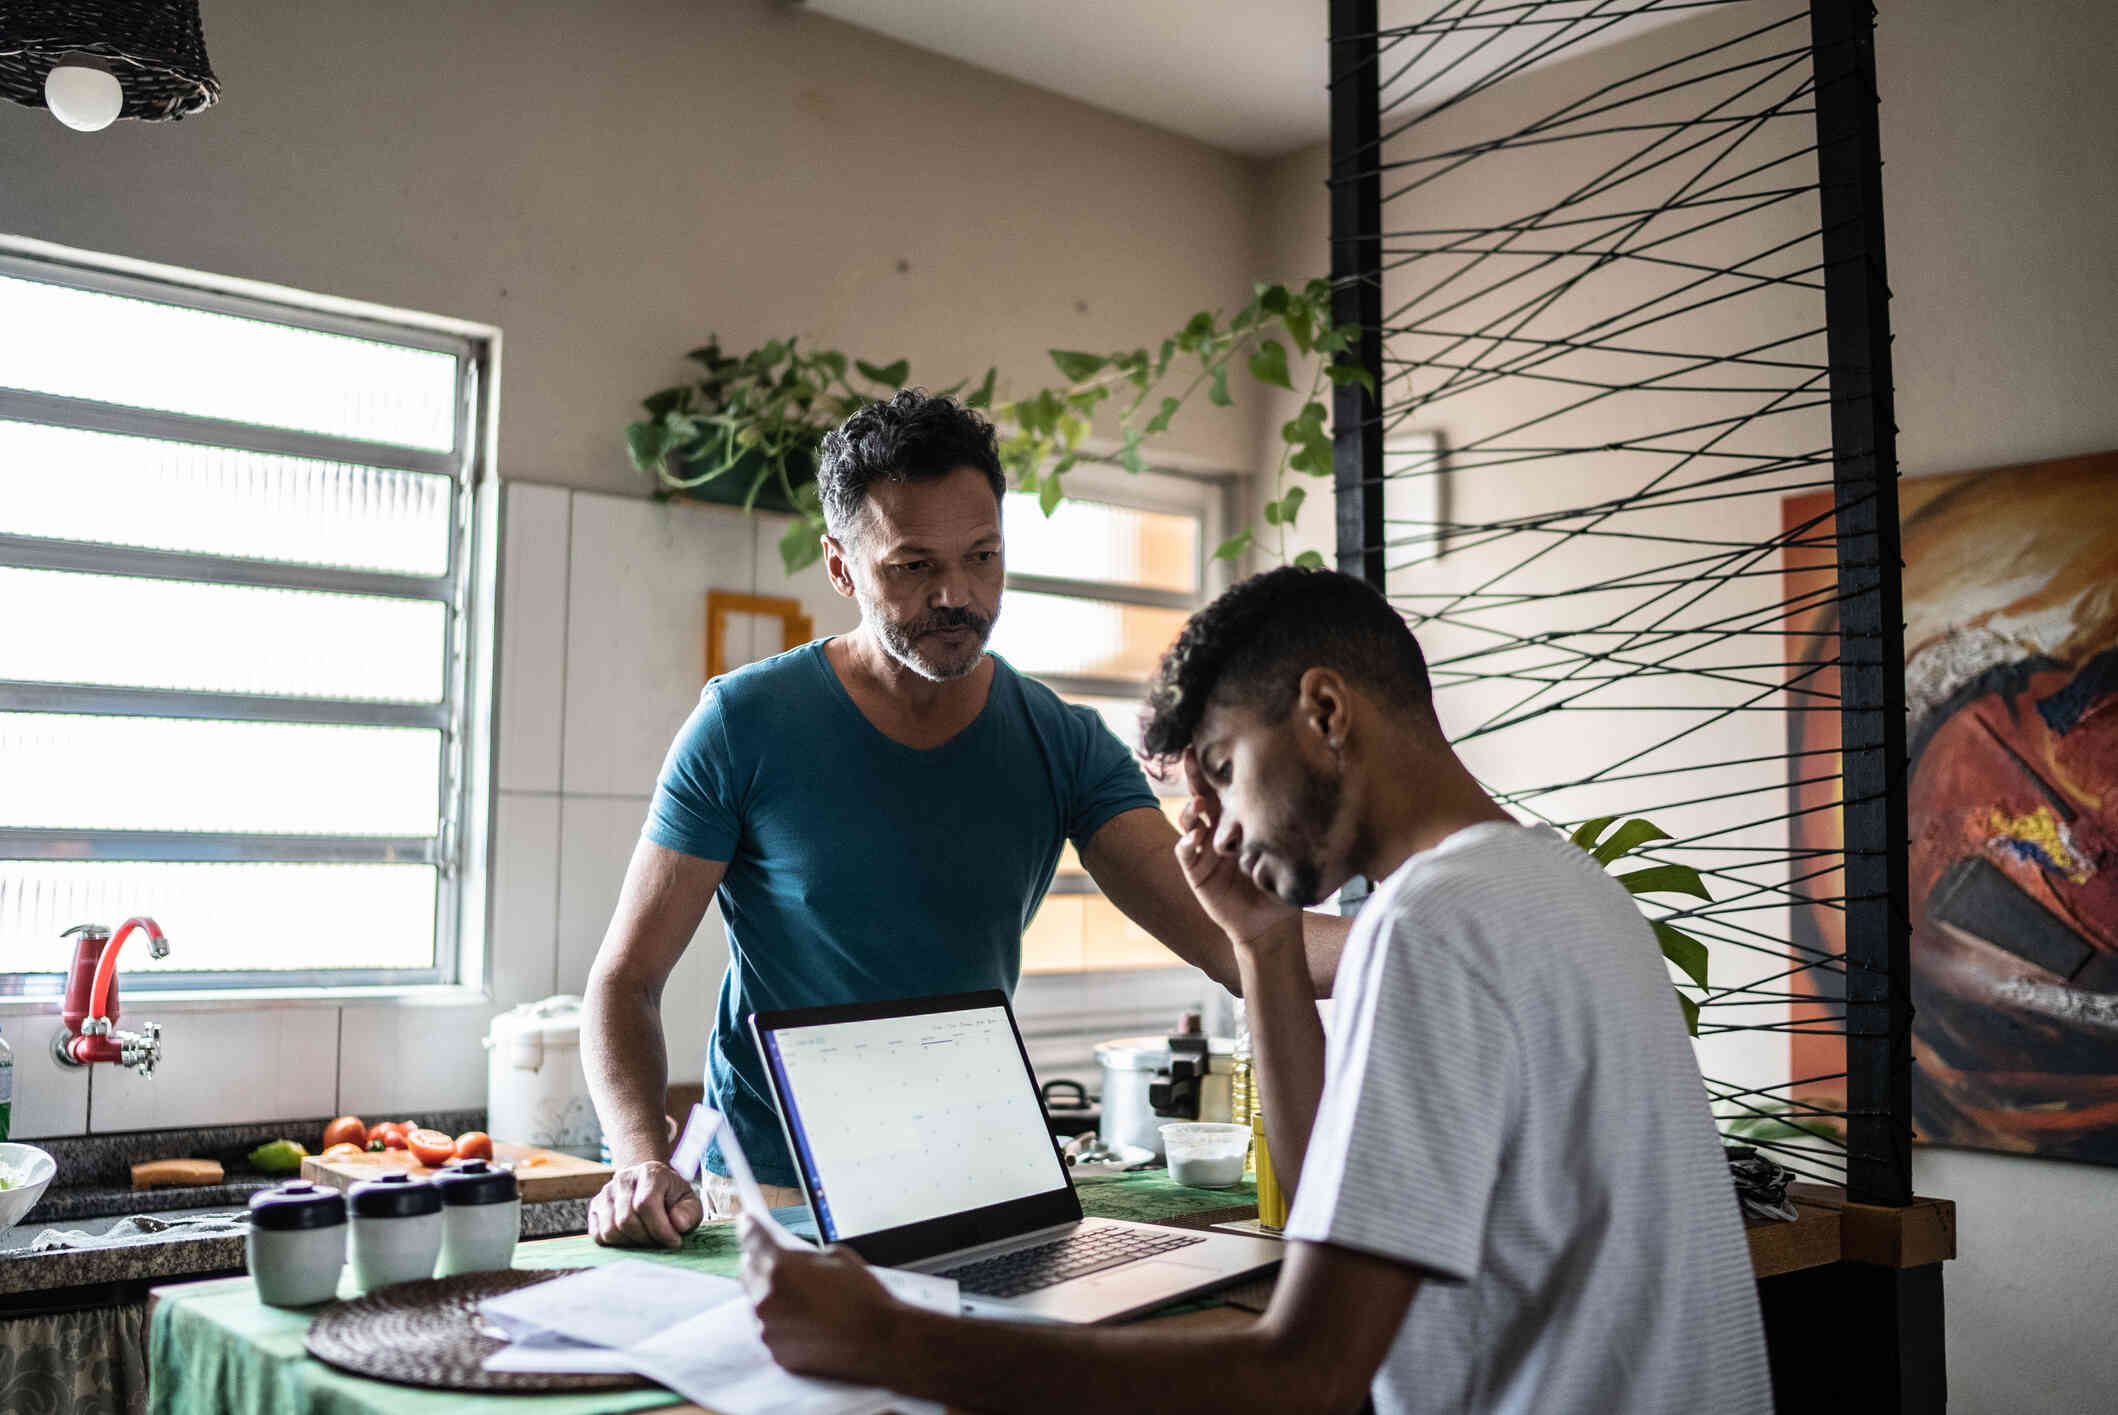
[0,1143,57,1234]
[1159,1122,1251,1189]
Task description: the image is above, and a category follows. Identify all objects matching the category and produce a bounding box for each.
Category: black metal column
[1330,0,1384,591]
[1809,0,1912,1207]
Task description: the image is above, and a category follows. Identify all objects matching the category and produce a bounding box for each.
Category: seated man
[739,566,1770,1414]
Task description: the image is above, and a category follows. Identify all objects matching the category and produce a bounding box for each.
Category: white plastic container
[1096,1035,1236,1158]
[1159,1122,1251,1189]
[435,1158,521,1277]
[484,995,601,1154]
[246,1181,347,1307]
[348,1173,443,1292]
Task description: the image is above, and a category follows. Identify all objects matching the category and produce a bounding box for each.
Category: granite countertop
[0,1109,597,1301]
[0,1195,595,1299]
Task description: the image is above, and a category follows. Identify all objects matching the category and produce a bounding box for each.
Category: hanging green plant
[623,279,1372,576]
[1568,815,1714,1036]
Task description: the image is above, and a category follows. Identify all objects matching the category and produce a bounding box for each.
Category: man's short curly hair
[816,389,1004,543]
[1140,566,1434,764]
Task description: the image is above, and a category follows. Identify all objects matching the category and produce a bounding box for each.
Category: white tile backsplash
[497,483,571,794]
[562,492,756,796]
[555,794,726,1089]
[88,1005,338,1131]
[753,511,862,647]
[4,1010,90,1139]
[337,1001,491,1117]
[490,790,562,1009]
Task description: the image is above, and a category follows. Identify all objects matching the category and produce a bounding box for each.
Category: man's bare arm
[746,1224,1422,1415]
[1080,806,1350,997]
[581,837,724,1247]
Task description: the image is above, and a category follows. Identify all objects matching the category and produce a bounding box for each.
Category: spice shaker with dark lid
[347,1172,442,1290]
[247,1181,345,1306]
[435,1158,522,1277]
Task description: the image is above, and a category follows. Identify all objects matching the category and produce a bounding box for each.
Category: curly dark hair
[815,389,1004,543]
[1140,566,1434,764]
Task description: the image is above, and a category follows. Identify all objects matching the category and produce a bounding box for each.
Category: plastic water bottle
[0,1022,14,1141]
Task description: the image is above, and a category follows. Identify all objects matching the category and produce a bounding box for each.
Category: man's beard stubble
[874,602,993,682]
[1274,761,1343,907]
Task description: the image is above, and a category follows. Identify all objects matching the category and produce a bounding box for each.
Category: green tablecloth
[147,1171,1257,1415]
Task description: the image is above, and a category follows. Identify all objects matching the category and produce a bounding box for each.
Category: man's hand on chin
[738,1213,903,1382]
[1176,749,1304,957]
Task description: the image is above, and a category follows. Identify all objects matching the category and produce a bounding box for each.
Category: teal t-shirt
[644,640,1159,1186]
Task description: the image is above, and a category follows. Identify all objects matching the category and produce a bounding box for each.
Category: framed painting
[1782,452,2118,1164]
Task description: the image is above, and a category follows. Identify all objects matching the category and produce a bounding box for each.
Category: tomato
[405,1128,457,1167]
[380,1125,410,1150]
[322,1115,366,1151]
[320,1141,365,1160]
[452,1130,493,1162]
[366,1120,402,1147]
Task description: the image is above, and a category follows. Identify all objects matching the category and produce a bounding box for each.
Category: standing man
[740,567,1770,1414]
[584,391,1346,1247]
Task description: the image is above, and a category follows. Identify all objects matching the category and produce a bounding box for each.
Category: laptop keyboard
[936,1227,1208,1299]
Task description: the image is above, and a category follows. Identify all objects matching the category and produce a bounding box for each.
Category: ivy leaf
[1154,338,1177,379]
[641,386,690,418]
[1248,338,1294,392]
[1207,362,1232,407]
[1676,992,1700,1037]
[779,518,824,576]
[1039,469,1066,517]
[1016,466,1040,495]
[1278,485,1307,525]
[1616,863,1712,901]
[1254,282,1291,316]
[856,358,910,389]
[1327,360,1379,398]
[1143,396,1181,437]
[1654,922,1710,991]
[1119,431,1147,476]
[625,421,669,472]
[813,351,848,380]
[965,366,998,410]
[1286,302,1317,355]
[1593,818,1672,865]
[1066,387,1108,418]
[1293,549,1325,570]
[1177,310,1216,354]
[1264,498,1282,527]
[1569,816,1619,851]
[1050,349,1108,382]
[1212,529,1254,562]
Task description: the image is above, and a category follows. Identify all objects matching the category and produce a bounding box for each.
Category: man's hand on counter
[738,1212,900,1383]
[588,1159,703,1250]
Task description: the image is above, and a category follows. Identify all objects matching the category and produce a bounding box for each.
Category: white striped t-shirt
[1284,822,1770,1414]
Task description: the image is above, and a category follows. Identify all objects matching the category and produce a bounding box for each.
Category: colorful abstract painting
[1782,453,2118,1164]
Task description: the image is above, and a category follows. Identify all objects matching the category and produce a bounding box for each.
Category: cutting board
[299,1142,610,1203]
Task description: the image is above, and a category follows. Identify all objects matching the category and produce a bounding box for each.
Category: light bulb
[45,57,124,133]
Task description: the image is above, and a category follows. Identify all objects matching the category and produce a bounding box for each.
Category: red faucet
[56,918,168,1074]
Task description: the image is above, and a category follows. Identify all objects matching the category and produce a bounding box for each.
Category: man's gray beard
[865,602,993,683]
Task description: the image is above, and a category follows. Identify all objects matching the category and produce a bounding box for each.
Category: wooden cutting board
[299,1142,610,1203]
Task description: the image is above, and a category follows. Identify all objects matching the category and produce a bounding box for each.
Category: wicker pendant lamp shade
[0,0,219,122]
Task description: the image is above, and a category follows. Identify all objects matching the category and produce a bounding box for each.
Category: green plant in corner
[1568,815,1713,1036]
[623,279,1373,577]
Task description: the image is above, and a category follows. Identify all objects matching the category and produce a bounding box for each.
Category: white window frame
[0,236,502,1005]
[1006,452,1241,1059]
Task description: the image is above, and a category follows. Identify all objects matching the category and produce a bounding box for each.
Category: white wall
[0,0,1267,492]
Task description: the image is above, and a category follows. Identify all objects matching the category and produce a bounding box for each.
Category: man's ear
[821,535,857,599]
[1298,667,1350,751]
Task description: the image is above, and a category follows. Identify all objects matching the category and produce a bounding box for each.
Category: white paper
[480,1260,739,1350]
[479,1256,955,1414]
[670,1103,808,1250]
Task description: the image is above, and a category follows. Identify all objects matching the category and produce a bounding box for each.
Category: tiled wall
[8,483,857,1139]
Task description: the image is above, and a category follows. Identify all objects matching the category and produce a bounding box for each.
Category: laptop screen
[756,998,1070,1242]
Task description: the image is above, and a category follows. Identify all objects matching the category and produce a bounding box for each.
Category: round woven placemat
[303,1267,652,1393]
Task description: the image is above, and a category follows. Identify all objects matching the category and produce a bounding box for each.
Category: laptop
[749,989,1283,1323]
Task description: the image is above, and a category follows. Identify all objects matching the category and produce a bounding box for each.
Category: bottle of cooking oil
[0,1022,13,1142]
[1230,1000,1254,1175]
